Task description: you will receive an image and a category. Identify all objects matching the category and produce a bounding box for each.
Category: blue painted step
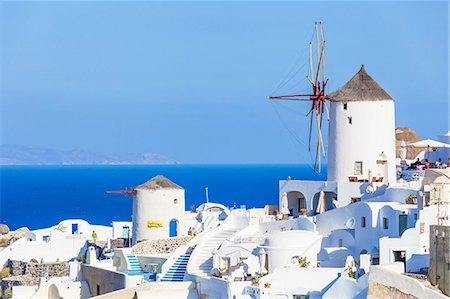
[160,253,192,282]
[126,255,142,271]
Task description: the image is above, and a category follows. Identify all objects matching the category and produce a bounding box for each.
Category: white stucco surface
[328,100,396,183]
[132,188,185,244]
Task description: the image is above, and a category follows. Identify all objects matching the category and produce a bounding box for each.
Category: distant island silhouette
[0,144,178,165]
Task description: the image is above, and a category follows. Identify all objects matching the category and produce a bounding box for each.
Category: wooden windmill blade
[268,21,329,174]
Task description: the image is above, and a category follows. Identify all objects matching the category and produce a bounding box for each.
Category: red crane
[269,21,329,174]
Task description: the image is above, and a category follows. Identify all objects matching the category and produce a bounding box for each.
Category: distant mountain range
[0,144,178,165]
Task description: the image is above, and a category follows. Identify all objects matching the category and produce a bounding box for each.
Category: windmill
[269,22,329,174]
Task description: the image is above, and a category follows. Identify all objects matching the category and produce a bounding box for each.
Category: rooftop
[329,65,394,102]
[135,175,183,190]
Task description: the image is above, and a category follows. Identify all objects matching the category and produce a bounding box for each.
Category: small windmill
[269,21,329,174]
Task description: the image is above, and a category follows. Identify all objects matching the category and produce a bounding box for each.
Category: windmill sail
[269,22,329,174]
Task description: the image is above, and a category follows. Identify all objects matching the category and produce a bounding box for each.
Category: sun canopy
[405,139,450,149]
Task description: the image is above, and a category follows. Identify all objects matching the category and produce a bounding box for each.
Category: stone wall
[368,265,447,299]
[0,260,70,293]
[6,260,69,278]
[131,236,192,255]
[368,281,418,299]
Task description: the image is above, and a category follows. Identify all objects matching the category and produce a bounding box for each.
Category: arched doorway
[169,219,179,237]
[287,191,307,217]
[312,192,338,215]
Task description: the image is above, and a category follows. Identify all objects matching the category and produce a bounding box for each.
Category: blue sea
[0,165,326,230]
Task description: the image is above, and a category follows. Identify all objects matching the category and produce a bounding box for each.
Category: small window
[361,217,366,228]
[338,238,343,247]
[354,161,363,175]
[347,116,352,124]
[414,213,418,220]
[343,103,348,110]
[96,285,100,296]
[383,217,389,229]
[174,198,178,204]
[372,257,380,265]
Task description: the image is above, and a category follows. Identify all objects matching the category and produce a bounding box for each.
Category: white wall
[262,230,322,272]
[32,220,112,242]
[328,100,396,183]
[112,222,133,239]
[6,238,87,263]
[132,188,185,244]
[379,204,443,272]
[258,267,342,298]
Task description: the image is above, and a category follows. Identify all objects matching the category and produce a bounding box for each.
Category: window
[372,257,380,265]
[174,198,178,204]
[361,217,366,228]
[293,295,309,299]
[338,238,343,247]
[299,197,306,211]
[414,213,418,220]
[354,161,363,175]
[96,285,100,296]
[383,217,389,229]
[343,103,348,110]
[348,116,352,124]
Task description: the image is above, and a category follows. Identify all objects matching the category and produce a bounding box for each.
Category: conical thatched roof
[328,65,393,102]
[135,175,183,190]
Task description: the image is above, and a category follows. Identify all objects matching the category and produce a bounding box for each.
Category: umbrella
[399,141,407,160]
[405,139,450,148]
[259,248,268,275]
[405,139,450,159]
[280,192,290,215]
[316,191,327,214]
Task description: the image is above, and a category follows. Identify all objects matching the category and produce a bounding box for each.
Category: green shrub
[2,285,12,299]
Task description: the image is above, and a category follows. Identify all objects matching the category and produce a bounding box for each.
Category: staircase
[126,254,142,275]
[160,252,192,282]
[188,228,239,278]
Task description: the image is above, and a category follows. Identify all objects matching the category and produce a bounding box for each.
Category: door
[399,215,407,236]
[377,160,388,182]
[169,219,178,237]
[71,223,78,235]
[122,226,130,239]
[393,250,406,272]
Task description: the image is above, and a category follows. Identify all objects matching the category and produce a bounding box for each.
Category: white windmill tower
[327,65,396,183]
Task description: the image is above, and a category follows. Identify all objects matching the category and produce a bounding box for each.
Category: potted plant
[297,256,310,267]
[300,209,307,216]
[264,282,271,288]
[406,194,417,204]
[251,276,260,287]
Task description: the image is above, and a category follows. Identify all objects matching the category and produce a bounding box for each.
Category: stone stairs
[160,252,192,282]
[188,228,239,277]
[126,254,142,275]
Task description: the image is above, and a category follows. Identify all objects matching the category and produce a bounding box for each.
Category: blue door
[169,220,178,237]
[399,215,407,236]
[72,223,78,234]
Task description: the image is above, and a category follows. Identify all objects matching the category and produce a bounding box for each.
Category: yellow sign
[147,220,163,228]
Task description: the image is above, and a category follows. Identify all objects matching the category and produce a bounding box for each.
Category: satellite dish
[345,218,356,229]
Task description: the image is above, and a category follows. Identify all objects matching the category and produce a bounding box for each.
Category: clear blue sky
[1,1,448,164]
